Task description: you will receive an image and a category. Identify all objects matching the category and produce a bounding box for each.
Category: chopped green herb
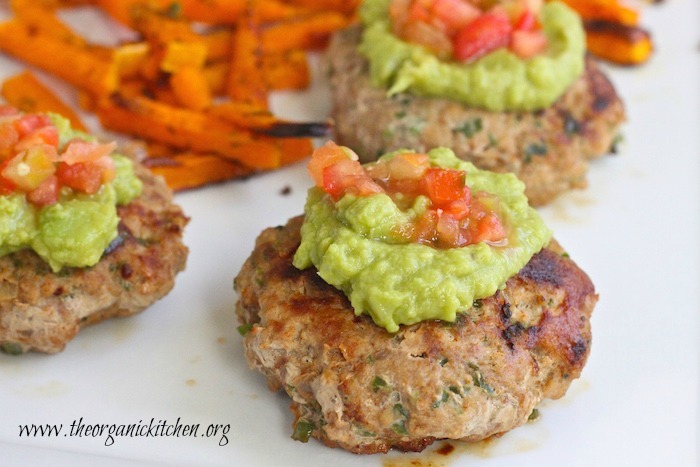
[487,132,498,149]
[382,129,394,139]
[468,363,495,395]
[610,133,624,154]
[523,142,548,163]
[291,419,316,443]
[432,390,450,409]
[453,118,483,138]
[472,299,483,308]
[394,403,409,418]
[1,342,23,355]
[394,110,407,119]
[391,403,410,434]
[166,2,182,18]
[237,323,254,336]
[563,114,581,135]
[439,357,449,367]
[448,385,461,395]
[528,408,541,422]
[372,376,388,392]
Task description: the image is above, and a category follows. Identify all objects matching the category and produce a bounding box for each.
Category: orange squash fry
[1,71,87,131]
[10,2,87,47]
[160,40,208,72]
[559,0,639,26]
[96,95,281,169]
[178,0,246,25]
[201,29,232,62]
[208,101,279,128]
[584,20,653,66]
[227,15,268,108]
[263,50,310,90]
[144,151,254,191]
[0,19,118,97]
[112,42,150,78]
[282,0,360,15]
[279,137,313,165]
[170,66,212,110]
[260,11,351,53]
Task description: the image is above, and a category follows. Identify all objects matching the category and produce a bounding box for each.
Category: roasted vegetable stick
[559,0,639,26]
[160,40,208,72]
[282,0,360,15]
[584,20,653,66]
[278,137,313,165]
[170,66,212,110]
[144,152,254,191]
[112,42,150,78]
[177,0,246,25]
[10,2,87,47]
[0,19,118,97]
[97,95,282,169]
[227,15,268,108]
[263,50,310,90]
[1,71,87,131]
[260,11,351,53]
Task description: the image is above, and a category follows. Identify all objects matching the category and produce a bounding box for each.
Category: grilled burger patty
[326,25,626,206]
[0,162,189,354]
[235,216,597,454]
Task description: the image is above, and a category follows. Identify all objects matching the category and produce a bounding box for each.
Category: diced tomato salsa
[0,106,116,206]
[390,0,548,62]
[308,141,507,249]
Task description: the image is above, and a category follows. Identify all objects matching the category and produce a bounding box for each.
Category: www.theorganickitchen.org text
[18,417,230,446]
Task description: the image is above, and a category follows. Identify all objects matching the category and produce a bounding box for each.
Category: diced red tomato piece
[408,1,432,23]
[27,175,60,206]
[307,141,358,188]
[60,140,117,165]
[470,211,506,244]
[513,9,537,30]
[0,122,19,159]
[453,9,513,62]
[2,146,57,191]
[442,187,471,220]
[13,114,52,139]
[431,0,481,35]
[0,159,15,195]
[510,29,548,58]
[436,211,464,247]
[322,159,382,200]
[411,210,439,245]
[0,105,20,117]
[421,167,465,205]
[56,161,103,194]
[14,125,60,152]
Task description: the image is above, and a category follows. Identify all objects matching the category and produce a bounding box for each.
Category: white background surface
[0,1,698,466]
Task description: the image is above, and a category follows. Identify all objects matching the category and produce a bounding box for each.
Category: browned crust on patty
[235,216,597,454]
[326,25,626,206]
[0,162,189,354]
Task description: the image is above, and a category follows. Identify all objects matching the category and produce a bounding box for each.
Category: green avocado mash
[359,0,586,111]
[0,114,143,272]
[293,148,552,332]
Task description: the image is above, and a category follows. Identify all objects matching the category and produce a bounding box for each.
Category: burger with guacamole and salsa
[0,107,188,354]
[235,141,597,453]
[327,0,626,205]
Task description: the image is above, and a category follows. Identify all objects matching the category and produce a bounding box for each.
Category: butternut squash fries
[556,0,654,66]
[0,0,352,191]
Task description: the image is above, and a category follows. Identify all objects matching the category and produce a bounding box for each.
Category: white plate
[0,2,698,466]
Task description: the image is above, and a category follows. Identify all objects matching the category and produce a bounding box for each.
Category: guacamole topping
[359,0,586,111]
[293,146,552,332]
[0,110,142,271]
